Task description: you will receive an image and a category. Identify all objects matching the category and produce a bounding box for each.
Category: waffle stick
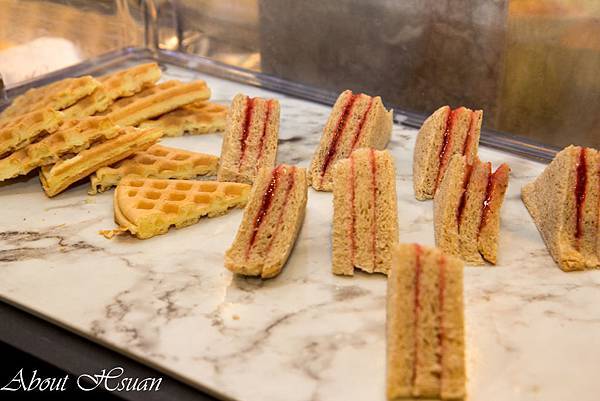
[0,75,100,120]
[138,101,227,137]
[0,116,120,181]
[90,144,219,194]
[101,176,251,239]
[0,107,63,157]
[62,63,162,120]
[102,80,210,127]
[40,127,162,197]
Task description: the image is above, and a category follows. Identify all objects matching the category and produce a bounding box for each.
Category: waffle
[40,127,162,197]
[0,75,100,120]
[102,176,251,239]
[0,107,63,157]
[138,101,227,137]
[62,63,162,119]
[89,144,219,194]
[102,80,211,127]
[0,116,120,181]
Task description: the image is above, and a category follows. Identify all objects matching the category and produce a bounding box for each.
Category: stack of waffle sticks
[0,62,228,197]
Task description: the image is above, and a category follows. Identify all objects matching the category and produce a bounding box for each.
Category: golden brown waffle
[90,144,219,194]
[138,101,227,137]
[101,176,251,239]
[0,107,63,157]
[40,127,162,197]
[102,80,211,127]
[0,76,100,120]
[62,63,162,119]
[0,116,120,181]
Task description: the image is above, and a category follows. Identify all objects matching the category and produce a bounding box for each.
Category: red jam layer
[456,163,475,225]
[574,147,587,242]
[478,162,494,232]
[320,93,359,182]
[478,163,509,234]
[435,107,461,190]
[369,149,378,268]
[246,165,283,257]
[350,97,374,151]
[256,100,273,164]
[239,96,255,167]
[266,166,296,253]
[411,244,423,388]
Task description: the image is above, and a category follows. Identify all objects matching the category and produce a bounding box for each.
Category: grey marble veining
[1,65,599,401]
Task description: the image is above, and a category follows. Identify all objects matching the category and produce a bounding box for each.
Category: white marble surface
[1,64,600,401]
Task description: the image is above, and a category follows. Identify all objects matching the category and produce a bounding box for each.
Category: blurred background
[0,0,599,149]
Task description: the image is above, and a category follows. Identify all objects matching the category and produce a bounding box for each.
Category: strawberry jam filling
[478,163,509,234]
[266,166,296,253]
[411,244,423,388]
[238,96,255,167]
[574,147,587,242]
[320,93,359,183]
[246,165,283,257]
[350,97,374,151]
[256,100,273,163]
[478,163,494,231]
[435,107,462,190]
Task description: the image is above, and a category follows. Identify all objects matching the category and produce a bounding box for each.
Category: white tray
[1,62,598,401]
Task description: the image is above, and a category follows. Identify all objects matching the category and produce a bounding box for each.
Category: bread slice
[413,106,482,200]
[332,148,399,275]
[309,90,393,191]
[387,243,465,401]
[217,94,280,184]
[434,154,510,265]
[225,165,307,279]
[522,145,600,271]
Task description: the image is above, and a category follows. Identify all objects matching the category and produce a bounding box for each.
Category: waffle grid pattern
[119,177,248,217]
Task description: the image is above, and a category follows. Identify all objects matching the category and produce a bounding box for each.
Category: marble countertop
[1,64,600,401]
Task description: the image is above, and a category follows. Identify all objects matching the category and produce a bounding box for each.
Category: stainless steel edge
[2,47,155,96]
[1,46,557,162]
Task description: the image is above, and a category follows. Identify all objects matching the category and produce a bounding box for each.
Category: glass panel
[175,0,600,149]
[0,0,598,149]
[0,0,145,86]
